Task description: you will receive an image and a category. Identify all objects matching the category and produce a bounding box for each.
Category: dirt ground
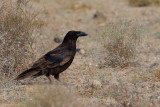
[0,0,160,107]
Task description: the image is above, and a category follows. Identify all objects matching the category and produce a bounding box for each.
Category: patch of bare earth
[0,0,160,106]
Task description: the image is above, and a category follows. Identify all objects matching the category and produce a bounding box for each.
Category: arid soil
[0,0,160,107]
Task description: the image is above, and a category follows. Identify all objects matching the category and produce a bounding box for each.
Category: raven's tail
[15,68,39,80]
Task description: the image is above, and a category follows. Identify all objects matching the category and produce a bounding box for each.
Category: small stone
[54,37,61,43]
[80,49,85,54]
[150,63,159,68]
[93,11,106,23]
[76,48,81,52]
[76,48,85,55]
[93,11,106,20]
[92,80,102,88]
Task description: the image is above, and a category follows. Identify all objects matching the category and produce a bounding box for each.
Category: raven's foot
[47,76,52,84]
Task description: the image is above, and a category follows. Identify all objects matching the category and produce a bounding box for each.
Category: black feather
[15,68,39,80]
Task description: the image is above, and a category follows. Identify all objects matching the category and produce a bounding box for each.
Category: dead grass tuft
[129,0,160,6]
[101,21,142,67]
[0,0,41,87]
[68,1,92,10]
[154,70,160,79]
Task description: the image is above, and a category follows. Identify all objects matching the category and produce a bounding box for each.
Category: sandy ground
[0,0,160,107]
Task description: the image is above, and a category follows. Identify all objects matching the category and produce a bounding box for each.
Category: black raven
[15,31,88,83]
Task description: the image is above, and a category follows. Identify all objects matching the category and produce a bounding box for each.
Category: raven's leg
[47,76,52,83]
[54,73,60,81]
[46,73,52,83]
[54,74,67,85]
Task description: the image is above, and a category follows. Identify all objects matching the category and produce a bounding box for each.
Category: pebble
[92,80,102,88]
[80,49,85,54]
[150,63,159,68]
[157,96,160,100]
[54,37,61,43]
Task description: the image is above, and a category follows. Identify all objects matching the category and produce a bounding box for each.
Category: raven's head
[63,30,88,42]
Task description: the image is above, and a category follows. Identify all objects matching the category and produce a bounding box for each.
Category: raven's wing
[32,49,72,69]
[59,56,71,66]
[44,53,72,68]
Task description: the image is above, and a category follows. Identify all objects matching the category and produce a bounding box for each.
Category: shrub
[129,0,160,6]
[0,0,40,84]
[101,21,141,67]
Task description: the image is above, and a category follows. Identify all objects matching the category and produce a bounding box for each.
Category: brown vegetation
[0,0,41,87]
[129,0,160,6]
[23,85,83,107]
[0,0,160,107]
[101,21,141,67]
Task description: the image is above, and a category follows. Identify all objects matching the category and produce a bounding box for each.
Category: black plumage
[15,30,88,83]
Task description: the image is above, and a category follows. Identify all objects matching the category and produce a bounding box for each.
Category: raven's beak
[77,32,88,36]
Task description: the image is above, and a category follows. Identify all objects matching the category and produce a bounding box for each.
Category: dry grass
[101,21,142,67]
[23,85,83,107]
[93,69,160,107]
[68,1,92,10]
[0,0,41,88]
[0,0,160,106]
[129,0,160,6]
[154,70,160,80]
